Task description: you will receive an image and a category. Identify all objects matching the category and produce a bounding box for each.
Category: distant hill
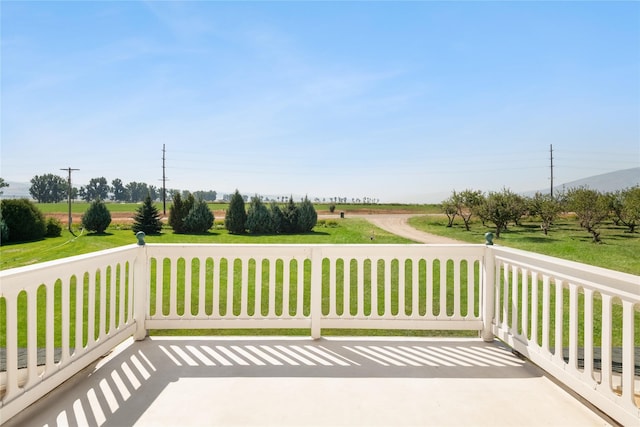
[525,168,639,197]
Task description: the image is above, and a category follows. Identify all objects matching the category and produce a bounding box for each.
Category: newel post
[133,232,149,340]
[310,247,323,339]
[481,244,496,342]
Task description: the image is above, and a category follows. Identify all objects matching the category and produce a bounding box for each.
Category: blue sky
[2,1,639,202]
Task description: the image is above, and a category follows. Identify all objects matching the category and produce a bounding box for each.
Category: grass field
[409,215,640,275]
[2,204,637,346]
[0,218,412,270]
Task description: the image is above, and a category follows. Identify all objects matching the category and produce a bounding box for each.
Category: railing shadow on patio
[1,240,639,425]
[1,336,615,427]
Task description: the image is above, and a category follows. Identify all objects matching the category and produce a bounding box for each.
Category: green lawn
[0,218,412,270]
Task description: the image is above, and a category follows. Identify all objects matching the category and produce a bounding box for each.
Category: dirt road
[337,214,463,244]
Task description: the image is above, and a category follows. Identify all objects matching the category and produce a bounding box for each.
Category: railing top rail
[490,245,640,300]
[0,244,139,279]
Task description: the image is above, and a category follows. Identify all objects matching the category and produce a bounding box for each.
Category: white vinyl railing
[1,242,638,425]
[489,245,640,426]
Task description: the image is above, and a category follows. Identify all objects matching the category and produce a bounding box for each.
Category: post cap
[484,232,494,246]
[136,231,146,246]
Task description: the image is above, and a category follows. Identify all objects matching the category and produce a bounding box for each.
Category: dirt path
[339,214,463,244]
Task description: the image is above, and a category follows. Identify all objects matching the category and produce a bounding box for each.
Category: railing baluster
[282,259,290,318]
[212,258,221,318]
[621,300,635,408]
[583,288,594,382]
[384,257,392,318]
[542,274,550,354]
[170,258,179,318]
[398,258,406,317]
[198,258,206,317]
[511,265,518,336]
[426,258,434,318]
[553,278,564,364]
[61,275,71,364]
[26,288,38,388]
[439,259,447,318]
[451,258,459,319]
[296,258,305,318]
[521,268,529,340]
[531,271,539,346]
[184,257,193,317]
[268,259,277,317]
[600,294,613,391]
[412,258,419,318]
[568,283,579,371]
[357,258,364,318]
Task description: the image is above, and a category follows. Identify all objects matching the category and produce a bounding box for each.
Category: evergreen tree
[133,195,163,235]
[225,190,247,234]
[269,202,285,234]
[183,199,214,233]
[168,191,195,233]
[297,196,318,232]
[81,199,111,233]
[282,196,298,233]
[246,196,272,234]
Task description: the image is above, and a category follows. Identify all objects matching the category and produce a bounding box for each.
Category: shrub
[133,195,163,235]
[1,219,9,243]
[82,199,112,233]
[0,198,46,243]
[225,190,247,234]
[183,199,214,233]
[246,196,272,234]
[45,217,63,237]
[297,196,317,232]
[329,203,336,213]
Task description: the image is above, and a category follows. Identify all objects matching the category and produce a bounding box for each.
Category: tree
[82,199,112,233]
[567,187,609,243]
[132,195,163,235]
[452,189,484,231]
[225,190,247,234]
[246,196,273,234]
[441,196,458,227]
[297,196,318,232]
[126,182,150,202]
[29,173,67,203]
[111,178,129,202]
[478,190,513,238]
[183,199,214,233]
[82,177,110,201]
[0,177,8,195]
[282,196,299,233]
[0,199,46,243]
[269,202,285,234]
[168,191,195,233]
[529,192,562,235]
[611,187,640,233]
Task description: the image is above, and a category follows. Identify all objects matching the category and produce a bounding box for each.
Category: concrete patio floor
[4,337,614,427]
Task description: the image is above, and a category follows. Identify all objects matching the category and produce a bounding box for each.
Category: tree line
[441,186,640,242]
[25,173,217,203]
[1,188,319,245]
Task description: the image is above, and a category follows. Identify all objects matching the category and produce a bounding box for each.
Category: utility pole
[162,144,167,215]
[549,144,554,198]
[60,167,79,234]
